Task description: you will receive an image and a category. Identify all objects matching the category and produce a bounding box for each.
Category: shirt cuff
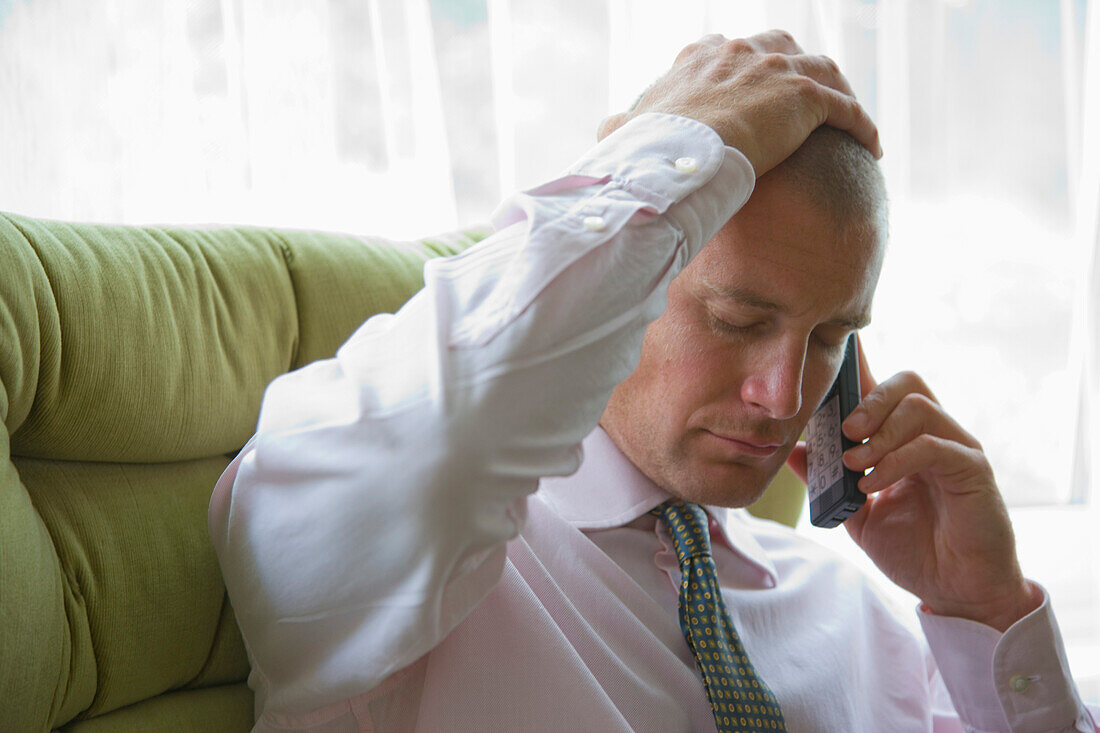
[459,112,752,349]
[920,581,1092,732]
[490,112,737,232]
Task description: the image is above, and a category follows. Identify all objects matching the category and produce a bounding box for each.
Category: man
[209,31,1097,731]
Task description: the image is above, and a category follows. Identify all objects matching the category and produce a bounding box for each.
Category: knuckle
[876,446,901,474]
[860,386,884,412]
[770,28,795,45]
[846,94,863,115]
[761,51,789,70]
[961,443,991,471]
[950,446,994,485]
[913,433,944,454]
[725,37,754,56]
[676,41,702,60]
[898,370,930,394]
[792,74,819,97]
[862,433,886,461]
[899,391,936,417]
[818,54,840,74]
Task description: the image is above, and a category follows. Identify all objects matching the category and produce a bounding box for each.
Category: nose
[739,339,805,420]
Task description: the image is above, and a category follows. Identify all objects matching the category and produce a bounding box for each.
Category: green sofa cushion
[57,684,254,733]
[0,211,486,731]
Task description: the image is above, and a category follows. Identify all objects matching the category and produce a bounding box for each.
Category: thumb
[786,441,808,484]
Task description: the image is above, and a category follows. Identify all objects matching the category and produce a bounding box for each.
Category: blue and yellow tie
[651,500,787,732]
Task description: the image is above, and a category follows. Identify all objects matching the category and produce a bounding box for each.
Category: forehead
[689,175,884,321]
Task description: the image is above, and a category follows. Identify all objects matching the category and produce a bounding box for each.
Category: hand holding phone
[806,334,865,528]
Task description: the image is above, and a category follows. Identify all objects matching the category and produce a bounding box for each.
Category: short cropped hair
[770,125,888,245]
[628,84,887,242]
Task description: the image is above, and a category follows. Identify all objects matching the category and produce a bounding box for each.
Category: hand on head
[598,30,882,176]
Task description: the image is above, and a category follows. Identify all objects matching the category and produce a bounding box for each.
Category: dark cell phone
[806,334,865,528]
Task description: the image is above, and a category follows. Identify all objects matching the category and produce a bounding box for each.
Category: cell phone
[806,334,866,528]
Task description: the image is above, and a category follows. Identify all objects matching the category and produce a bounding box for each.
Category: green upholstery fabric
[0,211,487,731]
[747,464,804,528]
[0,209,805,732]
[58,685,254,733]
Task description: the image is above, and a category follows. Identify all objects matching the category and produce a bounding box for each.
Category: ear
[785,441,808,484]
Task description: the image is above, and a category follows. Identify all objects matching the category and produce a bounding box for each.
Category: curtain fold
[1070,0,1099,504]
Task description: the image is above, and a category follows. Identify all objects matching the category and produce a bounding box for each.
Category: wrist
[921,581,1043,633]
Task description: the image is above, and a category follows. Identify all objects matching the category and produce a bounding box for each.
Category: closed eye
[708,312,764,337]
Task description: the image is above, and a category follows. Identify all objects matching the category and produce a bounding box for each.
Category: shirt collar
[536,427,779,587]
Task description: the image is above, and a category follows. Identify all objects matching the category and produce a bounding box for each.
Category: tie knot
[651,500,713,560]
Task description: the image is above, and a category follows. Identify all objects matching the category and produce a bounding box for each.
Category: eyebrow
[701,280,872,330]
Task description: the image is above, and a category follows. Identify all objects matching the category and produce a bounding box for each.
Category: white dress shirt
[209,113,1096,732]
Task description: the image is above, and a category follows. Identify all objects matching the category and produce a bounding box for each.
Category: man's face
[600,172,885,507]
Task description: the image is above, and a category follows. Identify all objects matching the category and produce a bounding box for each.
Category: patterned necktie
[651,500,787,732]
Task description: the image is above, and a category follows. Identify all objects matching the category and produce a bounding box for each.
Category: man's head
[600,126,887,507]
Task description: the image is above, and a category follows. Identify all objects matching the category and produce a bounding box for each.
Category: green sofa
[0,211,805,731]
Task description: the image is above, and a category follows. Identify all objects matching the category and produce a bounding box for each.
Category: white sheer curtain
[1,0,1097,700]
[0,0,456,235]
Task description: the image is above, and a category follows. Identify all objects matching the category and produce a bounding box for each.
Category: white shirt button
[1008,674,1030,693]
[583,216,606,232]
[675,156,698,174]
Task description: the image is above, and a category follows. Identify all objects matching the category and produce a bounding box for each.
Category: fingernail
[843,410,867,435]
[845,443,871,466]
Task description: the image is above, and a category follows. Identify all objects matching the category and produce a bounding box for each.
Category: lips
[704,430,783,458]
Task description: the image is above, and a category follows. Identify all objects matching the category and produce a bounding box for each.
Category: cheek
[639,311,735,414]
[643,303,716,382]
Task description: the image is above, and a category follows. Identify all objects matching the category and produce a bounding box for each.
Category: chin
[665,458,781,509]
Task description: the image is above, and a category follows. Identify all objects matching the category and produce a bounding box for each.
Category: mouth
[703,430,783,459]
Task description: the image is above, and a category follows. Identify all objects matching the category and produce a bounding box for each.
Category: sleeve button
[675,157,698,174]
[1008,674,1030,693]
[583,215,607,232]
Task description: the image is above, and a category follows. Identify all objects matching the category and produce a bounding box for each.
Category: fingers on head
[677,33,727,63]
[748,28,803,54]
[675,41,704,64]
[790,54,854,96]
[691,29,799,65]
[817,85,883,158]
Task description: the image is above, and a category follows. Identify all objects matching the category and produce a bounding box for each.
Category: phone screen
[806,334,865,528]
